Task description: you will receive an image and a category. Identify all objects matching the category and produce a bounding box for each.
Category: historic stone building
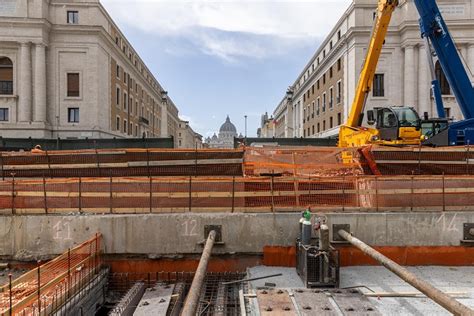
[272,0,474,139]
[0,0,187,139]
[176,119,203,149]
[205,116,240,149]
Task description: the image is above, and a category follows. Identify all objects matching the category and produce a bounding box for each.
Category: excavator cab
[367,106,422,145]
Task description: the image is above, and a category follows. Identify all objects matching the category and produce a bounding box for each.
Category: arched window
[435,61,451,95]
[0,57,13,95]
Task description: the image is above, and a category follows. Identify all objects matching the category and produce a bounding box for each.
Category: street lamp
[244,115,248,138]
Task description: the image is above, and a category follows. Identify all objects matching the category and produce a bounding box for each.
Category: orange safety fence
[0,176,474,213]
[243,146,363,177]
[0,234,101,316]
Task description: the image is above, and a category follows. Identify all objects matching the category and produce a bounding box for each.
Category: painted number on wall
[53,220,72,241]
[182,220,198,237]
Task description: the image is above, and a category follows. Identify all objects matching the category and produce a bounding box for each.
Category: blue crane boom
[414,0,474,145]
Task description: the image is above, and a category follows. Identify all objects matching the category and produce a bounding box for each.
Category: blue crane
[414,0,474,146]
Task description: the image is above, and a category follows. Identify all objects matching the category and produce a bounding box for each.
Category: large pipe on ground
[181,230,216,316]
[338,229,474,316]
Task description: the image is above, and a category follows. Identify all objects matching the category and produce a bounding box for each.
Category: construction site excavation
[0,144,472,315]
[2,0,474,314]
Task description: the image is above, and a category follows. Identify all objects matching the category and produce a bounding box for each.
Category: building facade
[0,0,187,139]
[257,112,276,138]
[271,0,474,139]
[177,119,203,149]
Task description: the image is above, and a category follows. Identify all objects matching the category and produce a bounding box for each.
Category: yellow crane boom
[346,0,398,128]
[338,0,422,149]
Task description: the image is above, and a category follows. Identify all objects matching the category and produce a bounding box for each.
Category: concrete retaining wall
[0,212,472,260]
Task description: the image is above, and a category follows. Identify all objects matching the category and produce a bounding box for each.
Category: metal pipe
[338,229,474,316]
[181,230,216,316]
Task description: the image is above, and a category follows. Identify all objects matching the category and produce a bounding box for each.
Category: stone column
[404,45,416,106]
[468,44,474,79]
[34,43,47,122]
[418,45,430,117]
[160,103,168,137]
[18,42,32,122]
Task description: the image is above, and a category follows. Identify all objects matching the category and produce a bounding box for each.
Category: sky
[101,0,352,138]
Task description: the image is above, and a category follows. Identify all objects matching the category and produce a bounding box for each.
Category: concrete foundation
[0,212,473,260]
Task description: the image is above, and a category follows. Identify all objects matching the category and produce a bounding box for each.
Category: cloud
[101,0,350,62]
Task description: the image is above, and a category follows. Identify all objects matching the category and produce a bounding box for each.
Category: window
[312,125,315,135]
[0,108,9,121]
[123,119,127,133]
[123,72,127,84]
[337,58,341,71]
[312,101,315,118]
[330,41,333,50]
[323,74,326,85]
[116,117,120,131]
[123,92,127,110]
[323,120,326,130]
[67,73,80,97]
[329,87,334,108]
[338,113,342,125]
[0,57,13,95]
[330,116,333,128]
[444,108,451,118]
[135,125,138,136]
[337,30,341,41]
[68,108,79,123]
[373,74,385,97]
[116,88,120,106]
[67,11,79,24]
[116,65,120,78]
[337,81,342,104]
[329,67,333,78]
[317,98,320,116]
[317,80,320,90]
[311,85,314,94]
[435,61,451,95]
[130,122,133,135]
[323,50,326,58]
[115,36,119,45]
[323,93,326,112]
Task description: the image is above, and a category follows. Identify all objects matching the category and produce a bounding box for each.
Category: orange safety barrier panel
[0,175,473,214]
[0,234,101,316]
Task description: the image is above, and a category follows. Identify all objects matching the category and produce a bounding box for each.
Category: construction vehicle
[414,0,474,146]
[338,0,423,147]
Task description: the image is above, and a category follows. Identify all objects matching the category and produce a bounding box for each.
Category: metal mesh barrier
[243,146,363,177]
[0,148,244,178]
[1,175,473,214]
[0,234,101,316]
[363,146,474,175]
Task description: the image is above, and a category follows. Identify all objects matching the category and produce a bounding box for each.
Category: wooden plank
[256,289,296,316]
[129,158,243,167]
[292,290,336,316]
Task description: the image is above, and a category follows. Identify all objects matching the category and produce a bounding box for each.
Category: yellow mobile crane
[338,0,422,147]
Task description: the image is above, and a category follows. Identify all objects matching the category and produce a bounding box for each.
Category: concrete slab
[248,266,474,315]
[133,283,174,316]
